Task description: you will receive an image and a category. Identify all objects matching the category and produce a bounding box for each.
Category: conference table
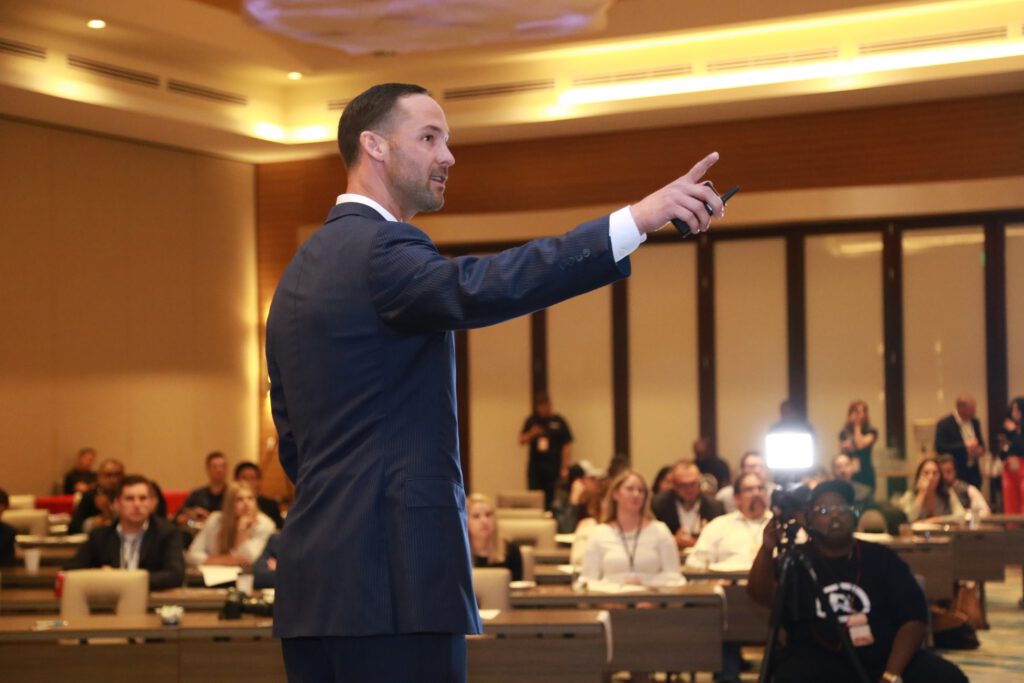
[510,583,725,674]
[0,610,609,683]
[1,587,231,615]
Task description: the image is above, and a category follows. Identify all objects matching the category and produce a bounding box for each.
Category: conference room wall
[714,239,788,466]
[467,314,532,498]
[548,287,615,475]
[1008,225,1024,406]
[902,227,988,458]
[805,233,886,472]
[0,118,258,496]
[627,244,700,484]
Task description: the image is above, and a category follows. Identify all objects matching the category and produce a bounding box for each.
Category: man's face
[741,455,766,480]
[535,401,552,417]
[939,460,957,485]
[236,466,261,495]
[735,474,768,520]
[808,491,856,546]
[382,94,454,217]
[77,451,96,470]
[957,399,976,421]
[832,455,853,481]
[97,464,124,493]
[115,483,152,527]
[207,457,228,486]
[672,466,701,504]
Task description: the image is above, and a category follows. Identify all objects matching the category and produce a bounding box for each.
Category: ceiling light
[559,40,1024,106]
[287,72,303,81]
[86,19,106,30]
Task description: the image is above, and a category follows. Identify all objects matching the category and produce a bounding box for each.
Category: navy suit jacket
[651,490,724,536]
[934,414,985,487]
[266,202,629,638]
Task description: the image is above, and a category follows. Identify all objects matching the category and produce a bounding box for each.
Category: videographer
[747,480,966,683]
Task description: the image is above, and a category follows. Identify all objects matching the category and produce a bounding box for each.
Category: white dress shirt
[685,510,771,569]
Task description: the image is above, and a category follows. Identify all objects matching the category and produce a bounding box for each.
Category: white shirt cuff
[609,206,646,262]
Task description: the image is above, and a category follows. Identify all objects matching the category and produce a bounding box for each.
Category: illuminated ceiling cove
[0,0,1021,161]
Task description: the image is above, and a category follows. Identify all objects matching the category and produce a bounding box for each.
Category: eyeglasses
[676,480,700,488]
[812,504,856,518]
[738,485,766,494]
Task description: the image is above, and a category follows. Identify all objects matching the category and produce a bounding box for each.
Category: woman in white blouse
[580,469,683,588]
[186,482,276,566]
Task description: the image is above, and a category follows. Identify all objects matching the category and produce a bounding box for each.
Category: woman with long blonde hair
[186,482,276,566]
[580,469,682,587]
[466,493,522,581]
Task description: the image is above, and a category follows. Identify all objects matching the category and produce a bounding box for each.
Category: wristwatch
[881,672,903,683]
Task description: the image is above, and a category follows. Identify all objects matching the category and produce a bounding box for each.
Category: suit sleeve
[148,526,185,590]
[934,417,963,454]
[64,531,101,570]
[268,352,298,485]
[369,217,629,333]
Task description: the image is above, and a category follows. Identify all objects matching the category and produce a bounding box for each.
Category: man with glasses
[652,460,723,549]
[686,471,771,683]
[748,480,967,683]
[69,459,125,534]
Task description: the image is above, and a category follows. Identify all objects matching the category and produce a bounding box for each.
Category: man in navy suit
[266,82,725,682]
[934,394,986,488]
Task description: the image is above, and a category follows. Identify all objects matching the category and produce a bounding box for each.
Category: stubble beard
[389,151,445,215]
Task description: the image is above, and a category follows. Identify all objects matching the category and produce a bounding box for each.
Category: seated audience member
[233,461,284,529]
[839,400,879,493]
[253,532,280,590]
[935,394,985,488]
[186,482,275,567]
[69,458,125,534]
[937,454,990,519]
[694,436,732,491]
[831,454,874,509]
[569,473,609,567]
[466,493,523,581]
[0,489,18,566]
[900,458,966,523]
[686,471,770,683]
[176,451,229,530]
[652,460,724,549]
[580,469,682,587]
[63,447,98,494]
[687,472,772,570]
[748,480,967,683]
[652,465,674,495]
[998,396,1024,514]
[66,475,184,589]
[65,475,185,589]
[716,451,774,513]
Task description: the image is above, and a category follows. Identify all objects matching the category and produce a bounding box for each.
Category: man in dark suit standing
[652,460,724,549]
[935,394,986,488]
[65,475,185,590]
[266,82,725,683]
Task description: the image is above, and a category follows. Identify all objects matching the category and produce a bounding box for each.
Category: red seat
[35,495,75,515]
[163,490,189,517]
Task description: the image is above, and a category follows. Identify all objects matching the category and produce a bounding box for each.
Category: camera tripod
[757,524,871,683]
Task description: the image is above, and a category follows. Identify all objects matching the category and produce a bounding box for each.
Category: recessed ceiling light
[86,19,106,30]
[287,71,303,81]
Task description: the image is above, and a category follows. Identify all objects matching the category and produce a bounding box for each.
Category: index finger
[683,152,720,184]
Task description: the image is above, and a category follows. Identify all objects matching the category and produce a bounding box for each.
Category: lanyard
[616,523,642,575]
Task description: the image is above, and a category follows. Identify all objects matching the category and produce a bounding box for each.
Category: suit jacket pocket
[403,478,465,510]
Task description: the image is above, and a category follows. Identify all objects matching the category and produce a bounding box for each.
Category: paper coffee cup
[236,573,255,595]
[24,548,41,573]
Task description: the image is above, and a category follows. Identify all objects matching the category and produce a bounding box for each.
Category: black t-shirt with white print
[782,539,929,676]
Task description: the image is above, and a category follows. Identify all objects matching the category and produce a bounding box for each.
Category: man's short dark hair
[234,462,261,479]
[0,488,8,508]
[337,83,429,169]
[98,458,125,473]
[117,474,151,498]
[205,451,226,467]
[935,453,957,468]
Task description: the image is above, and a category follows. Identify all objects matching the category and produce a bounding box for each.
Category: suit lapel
[325,201,389,226]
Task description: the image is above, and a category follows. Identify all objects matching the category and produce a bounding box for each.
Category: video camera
[765,430,815,548]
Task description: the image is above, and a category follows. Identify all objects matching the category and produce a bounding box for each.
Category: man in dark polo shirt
[519,392,573,510]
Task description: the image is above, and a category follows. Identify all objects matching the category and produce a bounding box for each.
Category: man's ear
[360,131,388,161]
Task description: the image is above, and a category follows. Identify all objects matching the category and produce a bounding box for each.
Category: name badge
[846,613,874,647]
[537,436,549,453]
